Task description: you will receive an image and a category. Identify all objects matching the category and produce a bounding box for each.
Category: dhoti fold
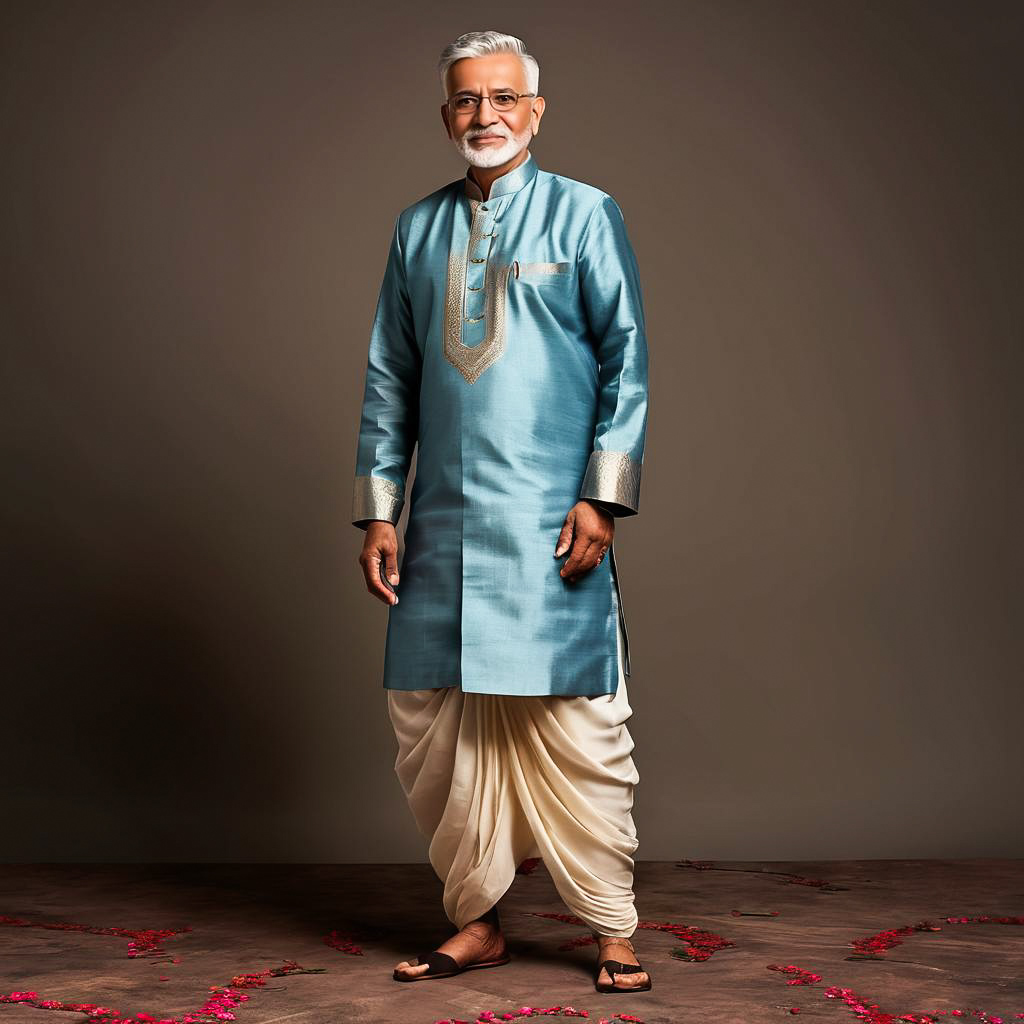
[386,615,640,937]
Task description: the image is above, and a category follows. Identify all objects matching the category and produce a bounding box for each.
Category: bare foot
[596,935,650,989]
[393,917,507,979]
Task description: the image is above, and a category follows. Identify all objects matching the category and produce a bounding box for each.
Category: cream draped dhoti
[386,615,640,938]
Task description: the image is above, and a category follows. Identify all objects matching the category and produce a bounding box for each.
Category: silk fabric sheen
[353,150,649,696]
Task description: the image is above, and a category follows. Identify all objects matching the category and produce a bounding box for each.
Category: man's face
[441,53,545,168]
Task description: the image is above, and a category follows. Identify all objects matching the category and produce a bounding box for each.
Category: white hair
[438,30,539,98]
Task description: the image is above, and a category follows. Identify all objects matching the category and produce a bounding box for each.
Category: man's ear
[531,96,546,135]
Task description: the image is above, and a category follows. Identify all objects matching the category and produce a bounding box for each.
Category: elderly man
[351,30,651,993]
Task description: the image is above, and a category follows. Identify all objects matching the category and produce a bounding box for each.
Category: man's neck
[467,148,529,201]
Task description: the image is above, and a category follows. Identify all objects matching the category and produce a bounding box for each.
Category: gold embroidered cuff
[579,450,642,517]
[352,474,404,528]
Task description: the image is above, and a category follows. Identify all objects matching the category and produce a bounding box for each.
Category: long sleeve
[576,194,650,517]
[351,215,422,530]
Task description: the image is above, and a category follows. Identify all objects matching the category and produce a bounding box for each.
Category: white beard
[455,123,534,168]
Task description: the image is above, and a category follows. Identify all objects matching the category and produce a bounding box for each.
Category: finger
[562,538,600,582]
[565,540,602,581]
[560,536,598,582]
[554,509,576,557]
[362,548,398,605]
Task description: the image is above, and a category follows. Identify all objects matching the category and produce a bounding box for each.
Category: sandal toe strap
[600,958,644,975]
[415,949,460,975]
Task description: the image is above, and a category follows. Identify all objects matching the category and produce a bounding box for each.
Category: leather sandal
[392,945,511,982]
[594,938,653,993]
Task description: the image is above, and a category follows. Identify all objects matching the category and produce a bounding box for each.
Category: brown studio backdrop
[1,0,1021,861]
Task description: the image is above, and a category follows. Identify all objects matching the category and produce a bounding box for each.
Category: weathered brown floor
[1,860,1022,1024]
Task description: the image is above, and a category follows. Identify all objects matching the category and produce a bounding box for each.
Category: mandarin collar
[464,150,538,202]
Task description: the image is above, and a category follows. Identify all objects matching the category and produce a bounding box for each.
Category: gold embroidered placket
[444,199,511,385]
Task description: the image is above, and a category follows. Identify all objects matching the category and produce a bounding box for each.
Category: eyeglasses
[447,91,536,115]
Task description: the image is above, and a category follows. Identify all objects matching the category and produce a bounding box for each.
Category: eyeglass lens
[450,93,523,113]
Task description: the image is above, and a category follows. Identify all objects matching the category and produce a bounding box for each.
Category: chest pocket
[512,260,575,286]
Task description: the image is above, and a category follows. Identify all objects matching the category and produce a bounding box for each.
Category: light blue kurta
[352,150,649,697]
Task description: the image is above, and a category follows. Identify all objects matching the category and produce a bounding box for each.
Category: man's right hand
[360,521,401,606]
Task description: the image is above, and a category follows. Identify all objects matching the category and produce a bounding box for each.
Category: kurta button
[470,257,486,263]
[466,315,485,323]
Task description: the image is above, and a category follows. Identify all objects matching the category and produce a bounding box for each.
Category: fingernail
[389,573,399,583]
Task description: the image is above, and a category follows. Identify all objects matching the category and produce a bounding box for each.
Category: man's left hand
[554,500,614,583]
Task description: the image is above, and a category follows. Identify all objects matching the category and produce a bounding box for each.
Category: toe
[618,970,649,987]
[394,960,428,977]
[605,968,648,988]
